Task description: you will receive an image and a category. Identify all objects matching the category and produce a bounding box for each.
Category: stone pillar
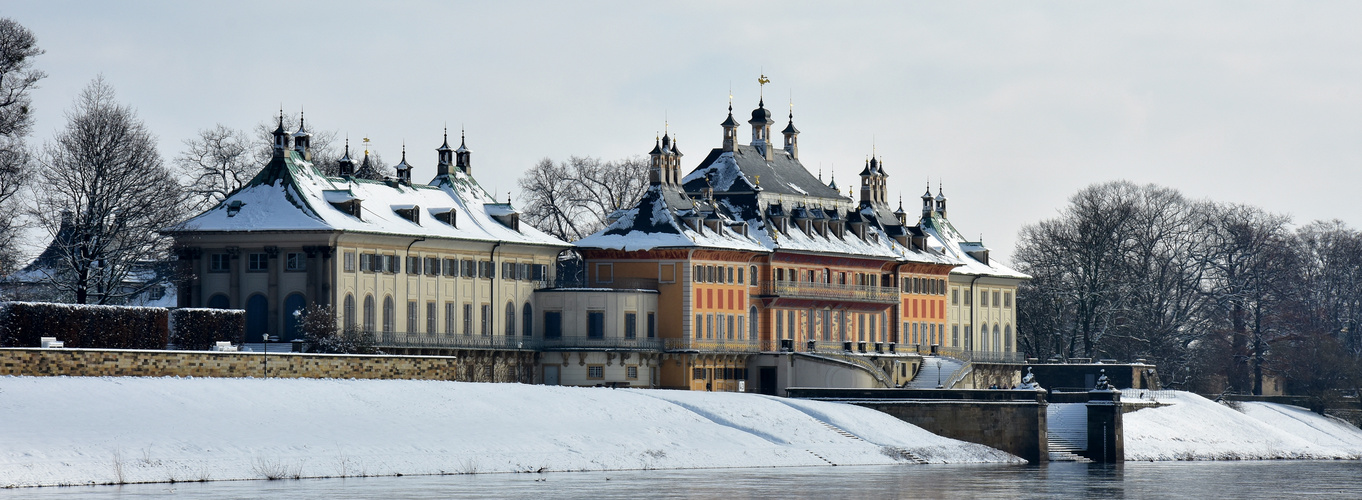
[1086,389,1124,463]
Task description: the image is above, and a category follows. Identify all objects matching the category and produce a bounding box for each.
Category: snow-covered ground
[0,377,1018,487]
[1123,389,1362,460]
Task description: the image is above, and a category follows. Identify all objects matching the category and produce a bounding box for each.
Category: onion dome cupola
[721,103,740,152]
[648,136,665,185]
[454,129,472,174]
[749,99,774,160]
[394,144,412,184]
[782,109,800,159]
[271,110,290,151]
[337,138,356,177]
[921,181,935,216]
[292,111,312,160]
[436,128,454,176]
[935,183,948,218]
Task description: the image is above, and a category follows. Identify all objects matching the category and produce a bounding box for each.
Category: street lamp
[262,333,268,378]
[936,358,943,389]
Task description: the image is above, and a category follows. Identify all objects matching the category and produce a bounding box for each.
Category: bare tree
[0,18,44,274]
[31,77,186,304]
[517,155,650,241]
[176,124,252,210]
[252,112,340,174]
[519,157,587,241]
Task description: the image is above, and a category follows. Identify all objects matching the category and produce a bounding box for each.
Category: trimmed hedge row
[169,308,245,350]
[0,301,169,349]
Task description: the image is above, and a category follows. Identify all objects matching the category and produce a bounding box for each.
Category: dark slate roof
[682,145,844,199]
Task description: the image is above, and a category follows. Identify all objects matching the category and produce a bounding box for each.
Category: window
[523,303,534,337]
[463,303,473,335]
[727,266,735,284]
[737,267,744,284]
[503,262,516,280]
[343,251,356,272]
[738,314,746,340]
[383,296,395,333]
[775,311,783,340]
[344,294,356,331]
[461,259,475,278]
[980,323,990,351]
[695,314,703,339]
[952,289,959,305]
[707,265,716,283]
[1004,325,1013,352]
[727,314,735,340]
[425,257,440,276]
[1004,291,1012,308]
[694,264,704,283]
[248,253,268,272]
[980,290,988,307]
[627,366,639,379]
[531,264,547,281]
[505,302,516,336]
[953,325,960,346]
[587,365,604,379]
[443,258,456,276]
[210,254,230,273]
[407,300,418,332]
[788,310,796,340]
[625,312,637,339]
[479,261,494,279]
[692,368,705,380]
[647,312,656,338]
[279,252,303,271]
[445,302,456,335]
[407,256,421,275]
[363,295,375,331]
[749,307,758,340]
[480,304,492,336]
[993,291,1001,308]
[427,302,437,333]
[706,314,714,339]
[715,314,725,339]
[360,253,373,272]
[964,289,972,306]
[544,311,563,339]
[750,266,758,286]
[588,311,605,339]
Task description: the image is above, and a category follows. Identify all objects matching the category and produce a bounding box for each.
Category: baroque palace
[167,97,1027,394]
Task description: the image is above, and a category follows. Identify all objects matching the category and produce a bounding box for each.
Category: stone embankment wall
[0,348,537,383]
[856,400,1047,463]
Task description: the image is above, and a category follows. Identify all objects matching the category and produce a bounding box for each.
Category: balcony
[664,338,765,353]
[539,335,664,352]
[759,281,900,304]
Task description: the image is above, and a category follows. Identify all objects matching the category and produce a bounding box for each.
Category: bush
[0,301,168,349]
[298,303,378,354]
[169,308,245,350]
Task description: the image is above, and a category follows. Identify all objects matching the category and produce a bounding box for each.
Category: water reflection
[5,461,1361,499]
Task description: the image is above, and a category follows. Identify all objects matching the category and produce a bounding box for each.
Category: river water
[7,461,1362,499]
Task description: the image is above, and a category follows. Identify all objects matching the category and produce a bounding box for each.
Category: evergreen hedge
[0,301,169,349]
[169,308,245,350]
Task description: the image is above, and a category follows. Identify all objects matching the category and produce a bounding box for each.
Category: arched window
[245,294,269,342]
[1004,325,1013,353]
[993,325,1001,353]
[207,294,230,309]
[283,293,307,342]
[344,294,356,331]
[748,306,758,341]
[382,295,394,333]
[363,295,375,332]
[980,323,990,351]
[505,302,516,336]
[522,303,533,337]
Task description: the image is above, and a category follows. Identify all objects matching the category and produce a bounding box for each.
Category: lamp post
[262,333,268,378]
[936,358,943,389]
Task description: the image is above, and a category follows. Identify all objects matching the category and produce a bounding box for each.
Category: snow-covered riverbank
[1123,390,1362,460]
[0,377,1017,487]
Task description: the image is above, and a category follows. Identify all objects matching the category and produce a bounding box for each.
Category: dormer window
[324,191,362,219]
[433,208,457,227]
[226,200,245,217]
[392,204,420,224]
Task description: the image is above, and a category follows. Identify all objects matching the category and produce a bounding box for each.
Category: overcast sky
[6,1,1361,264]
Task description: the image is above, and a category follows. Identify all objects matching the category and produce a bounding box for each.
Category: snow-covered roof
[168,149,569,249]
[574,184,768,252]
[682,146,843,199]
[920,213,1030,280]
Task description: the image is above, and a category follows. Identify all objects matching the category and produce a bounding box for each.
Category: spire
[271,108,289,151]
[436,127,453,175]
[395,142,412,184]
[292,110,312,159]
[828,169,838,191]
[338,137,355,177]
[935,181,948,218]
[781,104,799,159]
[721,101,739,152]
[921,179,934,216]
[749,95,774,160]
[454,128,472,174]
[648,135,664,186]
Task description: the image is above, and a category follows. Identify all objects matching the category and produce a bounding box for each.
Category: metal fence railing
[759,281,900,304]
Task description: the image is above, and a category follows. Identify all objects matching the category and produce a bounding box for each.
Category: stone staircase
[819,421,928,464]
[1047,439,1091,462]
[903,356,965,389]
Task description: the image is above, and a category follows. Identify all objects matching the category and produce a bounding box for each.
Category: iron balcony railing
[935,346,1027,364]
[759,281,900,304]
[664,338,765,353]
[375,331,666,351]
